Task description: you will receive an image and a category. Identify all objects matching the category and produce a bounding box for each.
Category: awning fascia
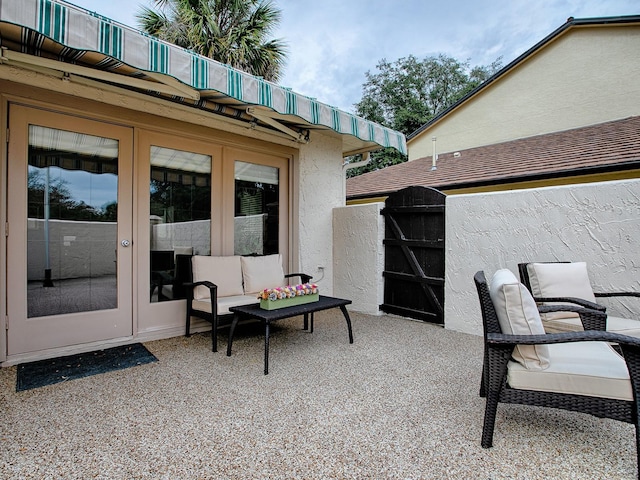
[0,48,201,100]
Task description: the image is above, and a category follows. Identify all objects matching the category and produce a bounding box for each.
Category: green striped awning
[0,0,407,155]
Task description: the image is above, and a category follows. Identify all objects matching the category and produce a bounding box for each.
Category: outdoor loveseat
[183,254,311,351]
[474,269,640,477]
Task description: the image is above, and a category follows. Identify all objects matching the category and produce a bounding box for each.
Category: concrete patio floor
[0,311,635,479]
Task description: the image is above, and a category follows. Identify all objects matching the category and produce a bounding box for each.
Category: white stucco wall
[445,179,640,336]
[295,132,344,295]
[409,26,640,160]
[333,203,384,315]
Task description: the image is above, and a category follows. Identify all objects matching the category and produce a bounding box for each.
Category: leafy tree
[348,54,502,177]
[137,0,287,81]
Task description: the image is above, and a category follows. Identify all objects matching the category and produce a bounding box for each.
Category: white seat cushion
[526,262,596,322]
[241,254,285,294]
[507,341,632,401]
[489,269,550,370]
[544,315,640,337]
[192,255,244,300]
[193,294,257,316]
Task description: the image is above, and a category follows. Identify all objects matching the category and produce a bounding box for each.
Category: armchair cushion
[241,254,286,294]
[544,314,640,337]
[192,255,244,300]
[489,269,550,370]
[526,262,596,322]
[507,341,632,401]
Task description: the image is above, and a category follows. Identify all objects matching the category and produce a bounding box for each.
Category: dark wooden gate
[381,186,445,324]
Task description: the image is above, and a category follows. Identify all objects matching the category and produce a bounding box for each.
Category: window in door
[27,126,119,317]
[234,161,279,256]
[149,146,211,302]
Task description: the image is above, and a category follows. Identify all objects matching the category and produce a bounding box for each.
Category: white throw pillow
[489,269,550,370]
[526,262,596,322]
[526,262,596,303]
[191,256,244,300]
[241,254,286,294]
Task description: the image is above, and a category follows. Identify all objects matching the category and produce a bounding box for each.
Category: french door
[6,105,134,356]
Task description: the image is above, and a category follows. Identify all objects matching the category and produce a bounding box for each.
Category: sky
[69,0,637,112]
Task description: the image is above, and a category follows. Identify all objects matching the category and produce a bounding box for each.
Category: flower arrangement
[258,283,319,301]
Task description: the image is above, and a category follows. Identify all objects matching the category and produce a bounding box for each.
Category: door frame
[5,104,135,358]
[0,99,7,363]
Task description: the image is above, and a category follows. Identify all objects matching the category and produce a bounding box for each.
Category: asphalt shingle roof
[347,116,640,199]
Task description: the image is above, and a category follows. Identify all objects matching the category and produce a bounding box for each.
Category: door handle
[121,239,131,247]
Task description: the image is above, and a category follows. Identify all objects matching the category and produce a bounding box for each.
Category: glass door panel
[234,161,279,255]
[149,146,211,302]
[27,126,119,317]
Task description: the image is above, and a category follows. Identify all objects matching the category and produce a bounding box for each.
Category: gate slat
[383,239,444,248]
[381,205,445,214]
[383,271,445,285]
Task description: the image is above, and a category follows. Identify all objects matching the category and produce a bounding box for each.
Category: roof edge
[346,160,640,200]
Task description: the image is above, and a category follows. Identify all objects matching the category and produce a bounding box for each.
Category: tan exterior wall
[408,25,640,161]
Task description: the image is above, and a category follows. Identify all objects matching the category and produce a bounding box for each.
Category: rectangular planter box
[260,293,319,310]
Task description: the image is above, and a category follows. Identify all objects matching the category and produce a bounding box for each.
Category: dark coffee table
[227,295,354,374]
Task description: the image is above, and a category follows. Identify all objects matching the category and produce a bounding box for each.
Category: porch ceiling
[0,0,406,157]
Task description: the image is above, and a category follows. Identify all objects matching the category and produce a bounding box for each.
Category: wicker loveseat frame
[474,271,640,477]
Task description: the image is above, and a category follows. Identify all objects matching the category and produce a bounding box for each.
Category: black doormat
[16,343,158,392]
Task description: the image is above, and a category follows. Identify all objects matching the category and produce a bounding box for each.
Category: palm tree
[137,0,287,82]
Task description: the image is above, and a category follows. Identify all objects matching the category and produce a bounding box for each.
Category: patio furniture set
[181,253,354,375]
[179,252,640,476]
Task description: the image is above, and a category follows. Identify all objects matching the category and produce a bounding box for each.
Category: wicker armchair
[474,270,640,477]
[518,262,640,336]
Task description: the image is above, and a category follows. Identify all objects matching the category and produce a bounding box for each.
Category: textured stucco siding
[333,203,384,315]
[445,179,640,336]
[409,27,640,160]
[296,132,344,295]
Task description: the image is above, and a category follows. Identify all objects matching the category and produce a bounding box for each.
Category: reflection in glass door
[234,161,279,255]
[27,126,119,317]
[149,146,211,303]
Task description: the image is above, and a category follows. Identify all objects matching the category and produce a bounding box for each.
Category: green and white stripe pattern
[191,56,209,89]
[37,0,66,43]
[99,21,122,59]
[7,0,406,153]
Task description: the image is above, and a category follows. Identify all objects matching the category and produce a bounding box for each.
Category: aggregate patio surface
[0,311,635,479]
